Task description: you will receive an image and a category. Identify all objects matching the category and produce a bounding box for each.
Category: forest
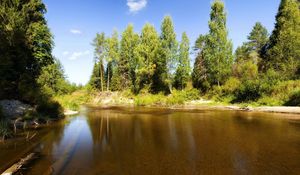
[87,0,300,106]
[0,0,300,121]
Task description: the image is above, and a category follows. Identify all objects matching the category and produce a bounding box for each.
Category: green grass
[134,89,201,106]
[54,90,92,110]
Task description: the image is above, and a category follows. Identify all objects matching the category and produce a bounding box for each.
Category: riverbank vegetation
[87,0,300,107]
[0,0,78,139]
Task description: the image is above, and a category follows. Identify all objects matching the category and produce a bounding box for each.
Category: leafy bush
[222,77,241,95]
[284,90,300,106]
[135,93,165,106]
[36,99,64,119]
[54,90,92,110]
[234,79,261,102]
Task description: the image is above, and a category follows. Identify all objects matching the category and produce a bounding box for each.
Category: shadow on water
[1,107,300,174]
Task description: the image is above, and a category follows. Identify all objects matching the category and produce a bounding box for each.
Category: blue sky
[43,0,281,85]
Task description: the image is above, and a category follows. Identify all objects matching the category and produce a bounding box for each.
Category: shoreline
[85,103,300,117]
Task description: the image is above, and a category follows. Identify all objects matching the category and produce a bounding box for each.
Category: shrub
[54,90,91,111]
[222,77,241,95]
[135,93,165,106]
[285,90,300,106]
[234,79,261,102]
[36,99,64,119]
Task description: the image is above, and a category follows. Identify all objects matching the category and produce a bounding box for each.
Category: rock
[0,100,33,118]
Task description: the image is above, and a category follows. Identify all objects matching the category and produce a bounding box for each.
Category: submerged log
[1,153,35,175]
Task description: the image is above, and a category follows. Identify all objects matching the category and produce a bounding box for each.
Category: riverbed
[1,106,300,174]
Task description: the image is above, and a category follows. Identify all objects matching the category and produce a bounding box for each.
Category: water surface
[1,107,300,174]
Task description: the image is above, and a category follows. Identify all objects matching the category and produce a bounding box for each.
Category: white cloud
[70,29,82,34]
[68,50,91,60]
[127,0,147,13]
[63,51,69,56]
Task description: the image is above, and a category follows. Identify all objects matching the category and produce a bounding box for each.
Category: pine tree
[192,35,209,90]
[264,0,300,78]
[119,24,139,90]
[160,16,178,93]
[174,32,191,90]
[235,22,268,64]
[135,23,161,92]
[248,22,269,53]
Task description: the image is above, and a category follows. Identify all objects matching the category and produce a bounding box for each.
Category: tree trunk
[107,69,110,91]
[100,64,104,92]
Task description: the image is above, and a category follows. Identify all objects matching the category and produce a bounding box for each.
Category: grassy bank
[54,84,298,111]
[54,80,300,112]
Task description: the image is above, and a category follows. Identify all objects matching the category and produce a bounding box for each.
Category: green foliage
[263,0,300,79]
[134,89,200,106]
[159,16,178,92]
[135,93,165,106]
[247,22,269,53]
[38,59,75,96]
[55,90,92,110]
[135,23,161,93]
[0,0,54,101]
[36,99,64,119]
[106,30,119,91]
[174,32,191,90]
[90,32,106,91]
[167,89,200,105]
[192,0,233,90]
[285,90,300,106]
[119,24,139,90]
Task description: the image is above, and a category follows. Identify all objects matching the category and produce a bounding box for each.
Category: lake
[1,106,300,174]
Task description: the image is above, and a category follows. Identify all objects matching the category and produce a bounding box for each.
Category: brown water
[1,107,300,175]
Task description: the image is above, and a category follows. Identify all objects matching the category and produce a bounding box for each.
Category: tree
[106,30,119,91]
[119,24,139,90]
[92,32,106,91]
[192,35,209,90]
[174,32,191,90]
[89,61,102,90]
[160,16,178,93]
[135,23,161,92]
[247,22,269,53]
[38,59,73,95]
[0,0,55,102]
[235,22,268,66]
[192,0,233,90]
[263,0,300,78]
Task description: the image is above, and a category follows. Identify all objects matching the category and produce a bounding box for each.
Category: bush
[234,79,261,102]
[222,77,241,95]
[54,90,92,110]
[135,93,165,106]
[36,99,64,119]
[285,90,300,106]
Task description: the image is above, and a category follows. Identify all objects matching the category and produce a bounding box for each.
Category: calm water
[1,106,300,175]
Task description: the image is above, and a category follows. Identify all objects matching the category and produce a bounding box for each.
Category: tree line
[0,0,76,118]
[90,0,300,104]
[89,16,191,94]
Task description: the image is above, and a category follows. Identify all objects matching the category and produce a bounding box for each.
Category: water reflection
[1,107,300,175]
